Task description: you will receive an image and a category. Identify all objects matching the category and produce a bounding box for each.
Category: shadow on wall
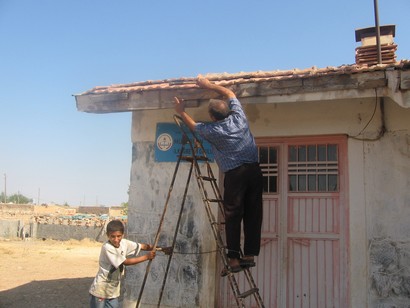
[0,277,93,308]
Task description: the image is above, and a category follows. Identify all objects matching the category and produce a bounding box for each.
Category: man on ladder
[174,76,263,275]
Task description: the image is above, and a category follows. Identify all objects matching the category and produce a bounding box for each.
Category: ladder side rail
[174,115,226,248]
[179,121,227,243]
[242,268,265,308]
[193,143,266,308]
[194,170,227,260]
[195,170,246,308]
[203,167,226,241]
[174,116,244,307]
[193,131,265,306]
[187,136,248,308]
[136,139,187,307]
[157,159,195,307]
[188,140,227,260]
[173,115,264,308]
[174,116,225,255]
[204,163,226,217]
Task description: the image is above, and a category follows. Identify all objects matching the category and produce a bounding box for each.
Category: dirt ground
[0,238,102,308]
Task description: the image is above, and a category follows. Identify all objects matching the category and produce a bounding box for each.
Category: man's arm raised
[173,97,197,131]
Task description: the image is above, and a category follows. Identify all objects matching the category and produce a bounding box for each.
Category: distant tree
[121,201,128,215]
[0,192,32,204]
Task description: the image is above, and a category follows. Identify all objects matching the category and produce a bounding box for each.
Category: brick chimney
[355,24,397,66]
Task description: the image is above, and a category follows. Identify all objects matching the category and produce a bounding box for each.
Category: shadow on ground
[0,277,93,308]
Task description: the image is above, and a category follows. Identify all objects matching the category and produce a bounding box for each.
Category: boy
[89,219,156,308]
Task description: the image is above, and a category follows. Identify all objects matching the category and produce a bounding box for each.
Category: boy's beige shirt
[89,238,140,298]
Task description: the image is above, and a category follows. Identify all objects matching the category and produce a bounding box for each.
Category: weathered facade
[75,59,410,307]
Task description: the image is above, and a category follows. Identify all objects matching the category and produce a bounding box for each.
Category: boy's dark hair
[106,220,125,235]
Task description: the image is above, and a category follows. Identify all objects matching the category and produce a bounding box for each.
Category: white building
[75,26,410,307]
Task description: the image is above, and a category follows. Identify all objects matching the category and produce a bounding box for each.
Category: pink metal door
[219,136,348,308]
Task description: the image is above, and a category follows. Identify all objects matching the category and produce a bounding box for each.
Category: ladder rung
[210,221,225,226]
[205,198,223,203]
[180,155,209,162]
[238,288,259,299]
[180,156,194,162]
[194,155,208,161]
[200,176,216,182]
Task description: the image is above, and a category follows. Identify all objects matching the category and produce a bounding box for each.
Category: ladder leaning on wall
[136,115,265,307]
[172,115,265,308]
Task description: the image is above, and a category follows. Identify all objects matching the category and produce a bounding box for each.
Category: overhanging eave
[75,64,410,113]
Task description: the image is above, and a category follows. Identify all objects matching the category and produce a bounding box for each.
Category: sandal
[240,259,256,268]
[221,265,243,277]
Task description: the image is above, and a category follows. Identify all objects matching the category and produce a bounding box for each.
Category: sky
[0,0,409,207]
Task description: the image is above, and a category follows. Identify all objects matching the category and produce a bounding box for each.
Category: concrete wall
[346,100,410,308]
[0,204,123,242]
[0,220,22,239]
[35,223,107,242]
[123,109,217,308]
[126,97,410,307]
[365,138,410,305]
[0,220,107,242]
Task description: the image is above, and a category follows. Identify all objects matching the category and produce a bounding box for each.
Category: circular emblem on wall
[157,133,173,151]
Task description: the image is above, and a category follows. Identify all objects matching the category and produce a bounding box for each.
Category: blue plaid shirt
[195,98,258,173]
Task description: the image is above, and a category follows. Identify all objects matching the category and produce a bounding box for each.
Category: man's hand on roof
[196,75,212,89]
[173,97,185,114]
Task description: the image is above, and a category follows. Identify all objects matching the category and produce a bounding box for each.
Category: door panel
[288,196,340,234]
[288,238,340,308]
[218,136,348,308]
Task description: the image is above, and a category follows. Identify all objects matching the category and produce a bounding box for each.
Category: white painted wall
[348,101,410,308]
[125,96,410,307]
[124,108,218,308]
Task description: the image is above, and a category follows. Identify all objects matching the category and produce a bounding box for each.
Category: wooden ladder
[174,115,265,308]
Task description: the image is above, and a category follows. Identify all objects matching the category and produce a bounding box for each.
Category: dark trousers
[223,162,263,259]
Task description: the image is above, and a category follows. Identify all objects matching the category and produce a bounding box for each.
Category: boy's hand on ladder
[147,250,156,260]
